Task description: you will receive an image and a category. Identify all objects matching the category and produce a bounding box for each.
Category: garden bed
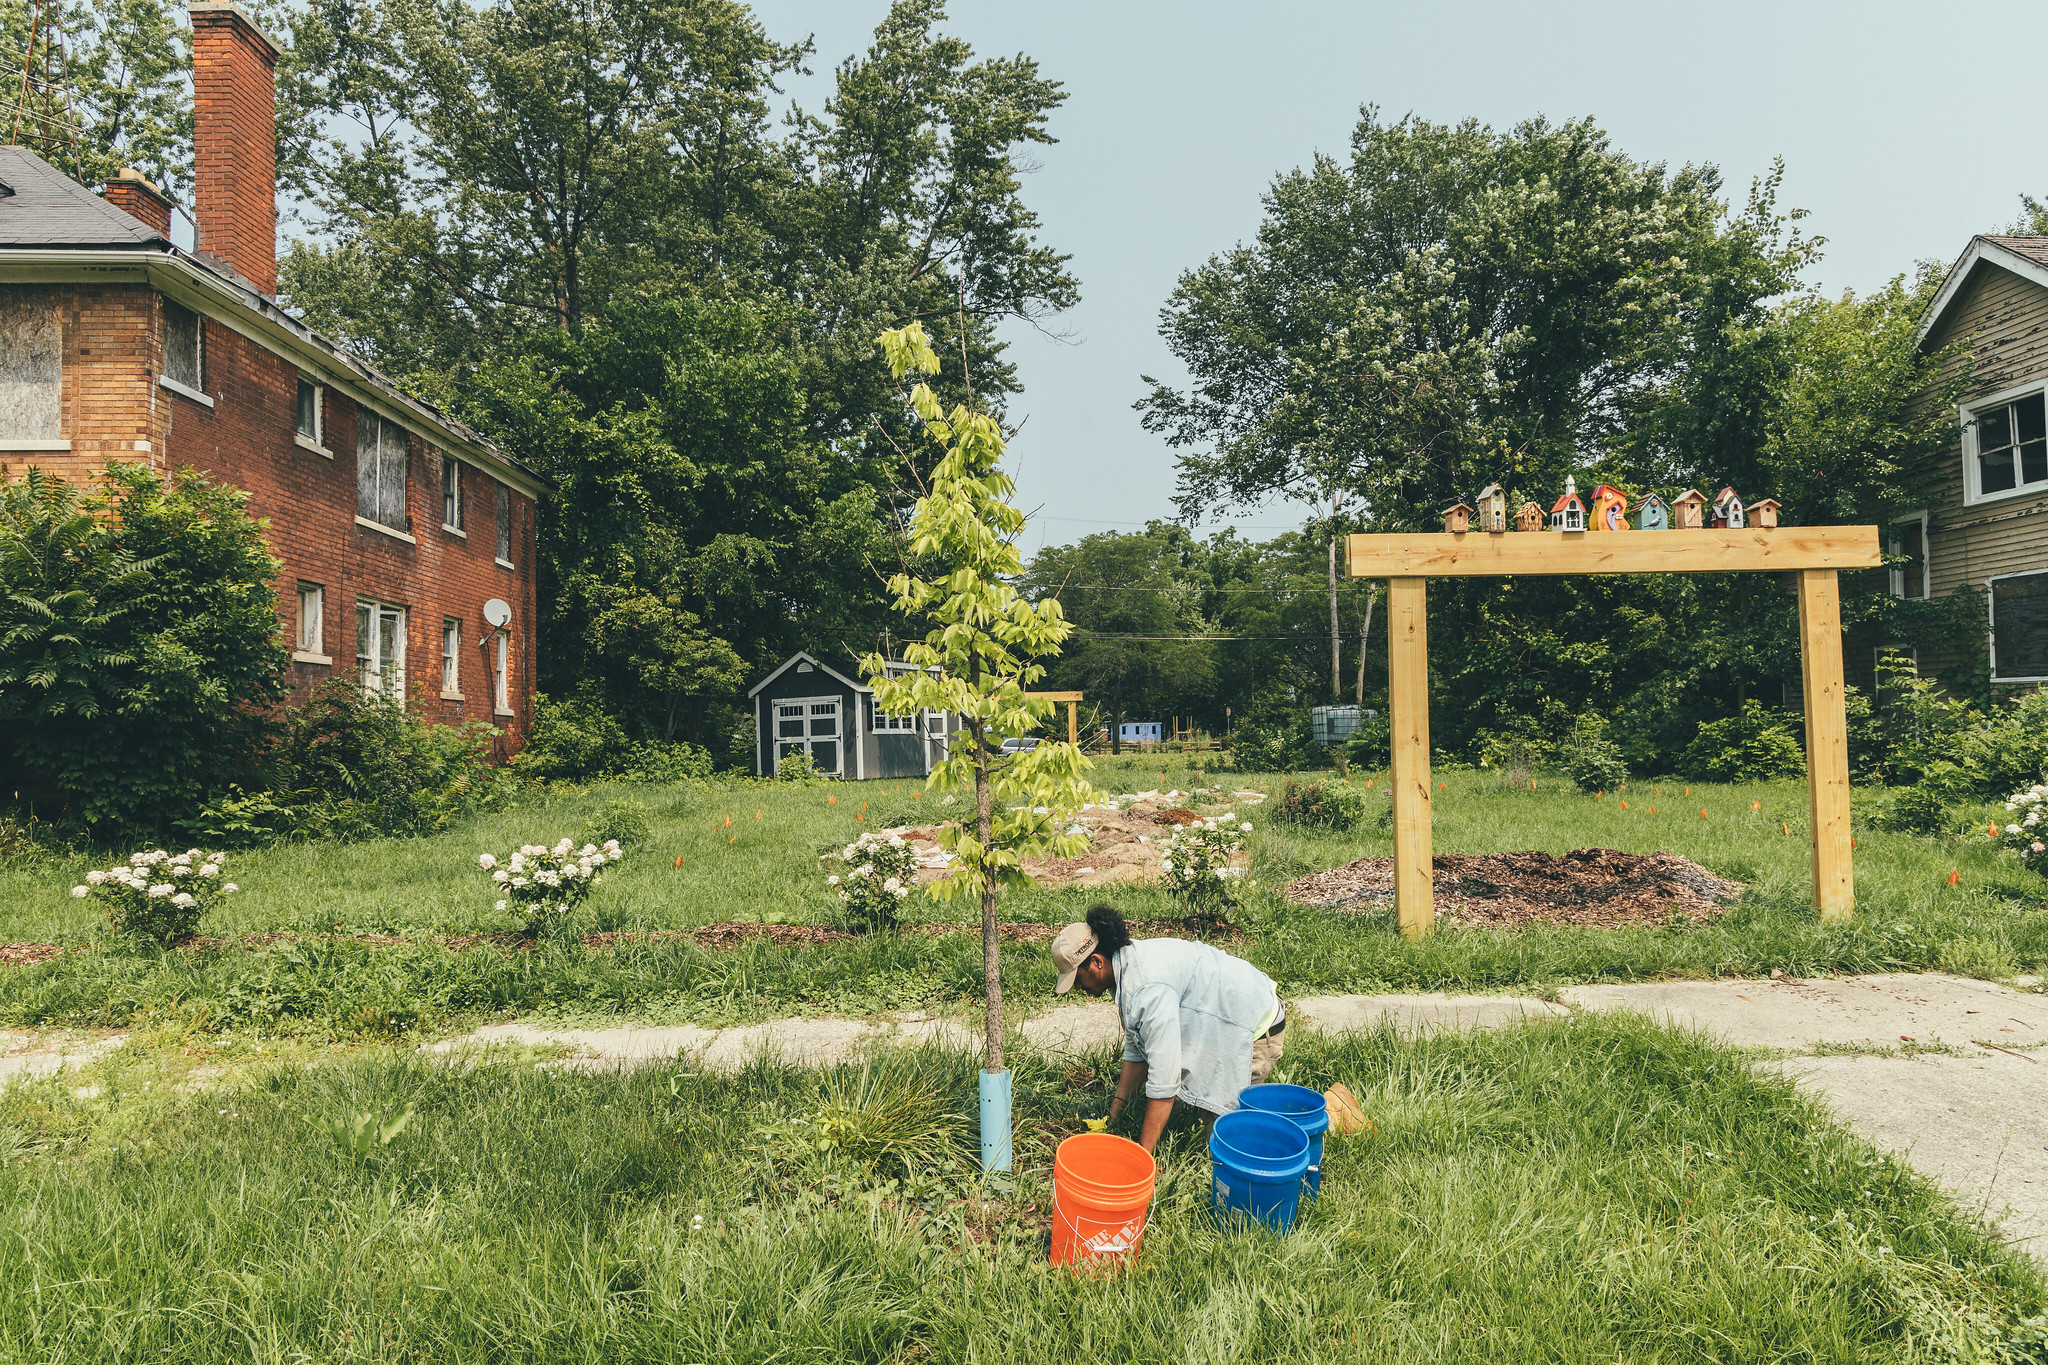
[1285,848,1741,929]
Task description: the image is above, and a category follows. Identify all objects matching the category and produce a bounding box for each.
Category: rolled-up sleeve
[1123,983,1182,1099]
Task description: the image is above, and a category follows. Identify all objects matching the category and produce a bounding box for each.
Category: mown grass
[1,1013,2040,1362]
[0,757,2043,1038]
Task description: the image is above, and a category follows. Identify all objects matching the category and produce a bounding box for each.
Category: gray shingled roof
[0,145,168,248]
[1982,235,2048,269]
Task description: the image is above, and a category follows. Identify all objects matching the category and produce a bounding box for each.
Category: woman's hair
[1085,903,1132,958]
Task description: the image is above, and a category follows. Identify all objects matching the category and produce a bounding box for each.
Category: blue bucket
[1208,1110,1310,1232]
[1239,1083,1330,1196]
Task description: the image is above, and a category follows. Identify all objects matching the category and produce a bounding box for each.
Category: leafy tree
[0,465,288,837]
[0,0,192,194]
[862,322,1089,1131]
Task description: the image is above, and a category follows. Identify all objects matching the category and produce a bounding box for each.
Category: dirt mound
[1285,848,1741,929]
[1153,807,1201,825]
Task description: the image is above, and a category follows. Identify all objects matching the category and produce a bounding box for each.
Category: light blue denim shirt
[1115,938,1280,1114]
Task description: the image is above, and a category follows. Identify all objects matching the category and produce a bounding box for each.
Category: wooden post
[1797,568,1854,920]
[1387,576,1433,938]
[1067,700,1077,746]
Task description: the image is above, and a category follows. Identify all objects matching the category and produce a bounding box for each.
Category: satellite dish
[483,598,512,629]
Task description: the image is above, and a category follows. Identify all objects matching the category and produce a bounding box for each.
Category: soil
[1153,807,1201,826]
[886,790,1254,891]
[1284,848,1741,929]
[0,942,61,967]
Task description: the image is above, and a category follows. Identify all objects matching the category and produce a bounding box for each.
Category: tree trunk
[1356,582,1377,705]
[1329,535,1342,699]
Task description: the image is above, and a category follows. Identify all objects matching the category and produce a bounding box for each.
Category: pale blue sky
[762,1,2046,553]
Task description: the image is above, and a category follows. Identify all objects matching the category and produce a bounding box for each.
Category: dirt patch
[0,943,63,967]
[1153,807,1200,826]
[1285,848,1741,929]
[682,915,1247,952]
[686,923,856,951]
[884,792,1248,892]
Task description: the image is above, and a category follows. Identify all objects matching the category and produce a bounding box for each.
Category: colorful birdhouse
[1750,497,1782,529]
[1712,486,1746,529]
[1443,502,1474,534]
[1671,488,1706,529]
[1550,475,1587,532]
[1635,493,1670,530]
[1515,500,1544,532]
[1590,484,1629,532]
[1475,482,1509,533]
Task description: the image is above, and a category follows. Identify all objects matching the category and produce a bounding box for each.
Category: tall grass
[0,764,2043,1038]
[0,1014,2040,1360]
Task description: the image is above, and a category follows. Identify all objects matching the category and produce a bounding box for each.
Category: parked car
[999,737,1041,755]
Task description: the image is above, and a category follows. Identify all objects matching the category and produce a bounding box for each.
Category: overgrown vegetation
[1270,779,1365,831]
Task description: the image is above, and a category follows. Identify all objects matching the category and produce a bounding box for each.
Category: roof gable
[0,146,167,249]
[1918,235,2048,346]
[747,651,871,699]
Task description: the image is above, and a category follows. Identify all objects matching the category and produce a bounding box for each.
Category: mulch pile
[1284,848,1741,929]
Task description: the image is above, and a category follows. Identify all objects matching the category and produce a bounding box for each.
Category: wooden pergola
[1026,690,1084,744]
[1346,526,1882,938]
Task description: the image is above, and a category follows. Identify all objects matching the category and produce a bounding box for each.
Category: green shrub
[0,465,289,839]
[579,797,651,849]
[775,752,827,783]
[71,847,242,945]
[1270,779,1365,831]
[515,694,714,783]
[616,740,713,782]
[1867,784,1952,836]
[1681,701,1805,782]
[268,682,504,840]
[1343,714,1391,769]
[1560,716,1628,793]
[1225,710,1316,772]
[1937,934,2016,981]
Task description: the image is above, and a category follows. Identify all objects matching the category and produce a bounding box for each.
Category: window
[773,696,841,775]
[1889,514,1929,600]
[875,665,919,732]
[0,295,60,441]
[495,481,511,564]
[442,618,461,694]
[356,413,408,530]
[296,377,322,446]
[355,599,406,697]
[1990,570,2048,682]
[295,583,324,656]
[493,631,511,714]
[162,299,201,391]
[442,456,463,531]
[1968,389,2048,501]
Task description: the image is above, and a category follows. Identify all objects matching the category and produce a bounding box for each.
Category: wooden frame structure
[1026,690,1084,744]
[1347,526,1882,938]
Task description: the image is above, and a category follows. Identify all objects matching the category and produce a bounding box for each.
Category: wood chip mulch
[0,942,63,967]
[1284,848,1741,929]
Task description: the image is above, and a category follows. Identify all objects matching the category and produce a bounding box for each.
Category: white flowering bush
[1999,784,2048,875]
[1158,818,1252,918]
[829,830,919,932]
[72,848,239,944]
[480,838,624,937]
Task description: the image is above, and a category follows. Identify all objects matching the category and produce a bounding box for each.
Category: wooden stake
[1797,568,1854,920]
[1388,576,1433,938]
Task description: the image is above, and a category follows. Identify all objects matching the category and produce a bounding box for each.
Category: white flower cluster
[1157,819,1252,908]
[831,829,920,930]
[479,838,624,933]
[1999,785,2048,868]
[73,848,238,941]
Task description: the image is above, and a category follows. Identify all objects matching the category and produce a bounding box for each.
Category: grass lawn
[3,1013,2042,1362]
[0,756,2043,1038]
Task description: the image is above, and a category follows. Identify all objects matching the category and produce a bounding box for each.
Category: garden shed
[749,651,956,780]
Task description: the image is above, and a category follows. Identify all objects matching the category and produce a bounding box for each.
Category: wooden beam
[1798,569,1855,920]
[1025,691,1085,702]
[1347,527,1880,578]
[1387,577,1434,938]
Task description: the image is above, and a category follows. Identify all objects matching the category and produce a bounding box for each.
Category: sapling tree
[863,322,1091,1169]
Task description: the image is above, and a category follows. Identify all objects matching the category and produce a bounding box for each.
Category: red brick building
[0,2,545,750]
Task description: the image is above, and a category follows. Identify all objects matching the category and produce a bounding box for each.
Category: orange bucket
[1051,1133,1156,1266]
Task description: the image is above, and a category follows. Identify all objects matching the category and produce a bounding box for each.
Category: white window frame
[442,455,465,534]
[294,583,328,663]
[160,298,203,398]
[1988,568,2048,683]
[875,665,920,732]
[1888,510,1929,600]
[772,695,844,775]
[355,599,407,699]
[493,631,512,716]
[441,618,462,698]
[295,376,328,455]
[1961,380,2048,506]
[357,412,410,533]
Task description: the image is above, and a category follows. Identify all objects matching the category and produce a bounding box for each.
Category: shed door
[774,696,842,774]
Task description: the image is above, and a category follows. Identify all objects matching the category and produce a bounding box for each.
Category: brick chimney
[103,168,172,237]
[188,1,281,294]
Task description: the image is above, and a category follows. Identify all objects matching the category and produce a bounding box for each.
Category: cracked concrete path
[0,1029,123,1084]
[426,1014,979,1073]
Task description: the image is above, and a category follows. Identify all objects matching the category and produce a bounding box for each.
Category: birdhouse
[1750,497,1782,529]
[1443,502,1474,534]
[1550,475,1587,532]
[1515,500,1544,532]
[1671,488,1706,529]
[1590,484,1629,532]
[1635,493,1670,531]
[1712,486,1746,529]
[1475,483,1509,534]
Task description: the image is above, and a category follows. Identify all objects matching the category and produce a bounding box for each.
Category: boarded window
[1991,571,2048,681]
[0,296,60,439]
[495,481,511,562]
[356,413,408,529]
[163,300,201,390]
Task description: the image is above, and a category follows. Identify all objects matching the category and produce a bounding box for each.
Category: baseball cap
[1050,922,1098,994]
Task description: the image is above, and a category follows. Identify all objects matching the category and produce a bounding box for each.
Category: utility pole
[6,0,82,181]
